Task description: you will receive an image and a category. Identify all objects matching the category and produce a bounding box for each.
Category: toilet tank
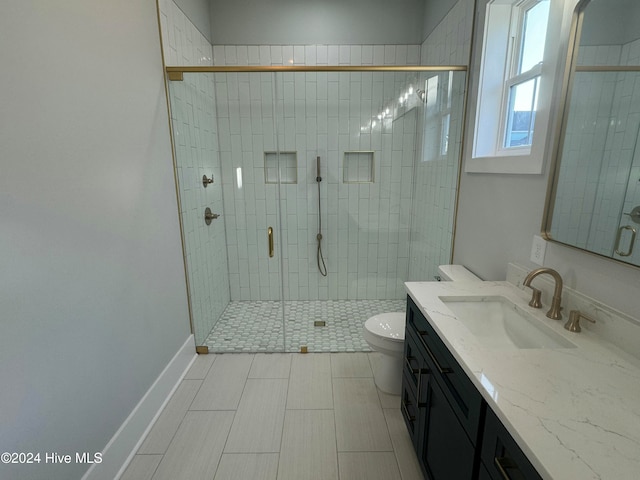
[437,265,481,282]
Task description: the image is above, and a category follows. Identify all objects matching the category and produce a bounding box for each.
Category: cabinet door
[401,370,421,447]
[420,376,476,480]
[478,462,493,480]
[407,296,484,443]
[481,409,542,480]
[402,328,428,448]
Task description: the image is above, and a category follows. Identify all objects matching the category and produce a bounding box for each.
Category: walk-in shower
[166,66,466,353]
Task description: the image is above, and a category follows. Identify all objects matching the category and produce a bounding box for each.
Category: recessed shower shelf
[264,151,297,184]
[344,151,374,183]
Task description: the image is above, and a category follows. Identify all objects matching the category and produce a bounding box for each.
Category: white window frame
[465,0,560,174]
[499,0,545,153]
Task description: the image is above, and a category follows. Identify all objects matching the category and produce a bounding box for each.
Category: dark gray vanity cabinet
[401,326,426,447]
[402,296,484,479]
[480,409,542,480]
[402,295,542,480]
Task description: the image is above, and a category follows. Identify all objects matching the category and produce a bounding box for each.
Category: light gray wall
[422,0,459,43]
[209,0,426,45]
[454,0,640,320]
[0,1,192,478]
[174,0,212,43]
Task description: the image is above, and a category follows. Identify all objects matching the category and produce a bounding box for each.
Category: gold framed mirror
[544,0,640,267]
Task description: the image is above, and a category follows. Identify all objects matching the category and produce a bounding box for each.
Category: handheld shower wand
[315,156,327,276]
[316,156,322,182]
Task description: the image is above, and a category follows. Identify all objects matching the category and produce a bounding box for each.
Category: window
[502,0,549,149]
[466,0,560,174]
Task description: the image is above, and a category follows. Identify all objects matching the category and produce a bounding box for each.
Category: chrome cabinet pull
[614,225,637,257]
[404,355,419,374]
[267,227,274,258]
[404,355,428,406]
[417,367,429,408]
[401,400,415,422]
[416,332,453,375]
[494,456,518,480]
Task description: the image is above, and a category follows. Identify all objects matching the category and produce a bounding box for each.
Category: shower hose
[316,162,328,277]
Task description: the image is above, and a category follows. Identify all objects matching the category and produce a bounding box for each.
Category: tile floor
[204,300,406,353]
[121,352,423,480]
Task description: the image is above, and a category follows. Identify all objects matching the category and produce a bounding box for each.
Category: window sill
[464,153,544,174]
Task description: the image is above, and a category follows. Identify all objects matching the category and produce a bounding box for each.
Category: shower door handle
[614,225,637,257]
[268,227,274,258]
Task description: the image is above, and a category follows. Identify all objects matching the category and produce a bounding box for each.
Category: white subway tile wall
[158,0,212,67]
[343,152,375,183]
[216,71,420,301]
[420,0,473,67]
[409,0,473,283]
[264,152,298,184]
[552,41,640,264]
[159,0,230,343]
[409,72,467,283]
[211,44,421,67]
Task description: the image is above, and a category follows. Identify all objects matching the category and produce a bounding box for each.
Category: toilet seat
[364,312,405,341]
[363,312,406,359]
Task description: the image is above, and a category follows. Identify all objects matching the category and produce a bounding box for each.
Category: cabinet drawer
[403,326,425,391]
[407,295,484,443]
[482,408,542,480]
[401,369,420,445]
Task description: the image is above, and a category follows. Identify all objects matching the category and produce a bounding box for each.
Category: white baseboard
[82,335,196,480]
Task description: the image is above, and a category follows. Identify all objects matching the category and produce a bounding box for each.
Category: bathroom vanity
[402,280,640,479]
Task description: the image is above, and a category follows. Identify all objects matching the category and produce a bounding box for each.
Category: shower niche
[343,151,375,183]
[166,67,466,353]
[265,151,298,184]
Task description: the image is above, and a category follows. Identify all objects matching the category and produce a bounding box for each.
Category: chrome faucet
[523,268,564,320]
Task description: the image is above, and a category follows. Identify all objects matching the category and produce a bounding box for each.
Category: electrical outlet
[530,235,546,265]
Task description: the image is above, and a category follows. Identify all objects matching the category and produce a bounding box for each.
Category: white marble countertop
[405,280,640,480]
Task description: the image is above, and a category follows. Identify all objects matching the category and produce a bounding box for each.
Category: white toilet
[363,312,406,394]
[363,265,481,394]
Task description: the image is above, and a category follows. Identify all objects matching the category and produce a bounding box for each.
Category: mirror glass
[546,0,640,266]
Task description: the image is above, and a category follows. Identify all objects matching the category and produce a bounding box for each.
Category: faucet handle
[564,310,596,333]
[528,288,542,308]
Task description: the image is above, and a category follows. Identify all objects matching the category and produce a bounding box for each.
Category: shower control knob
[204,207,220,225]
[623,206,640,225]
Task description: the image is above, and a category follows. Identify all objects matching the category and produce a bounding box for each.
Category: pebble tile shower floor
[204,300,406,353]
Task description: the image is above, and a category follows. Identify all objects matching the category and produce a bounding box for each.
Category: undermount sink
[439,296,576,350]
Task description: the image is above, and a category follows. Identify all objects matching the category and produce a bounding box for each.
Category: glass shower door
[166,66,468,354]
[210,71,287,352]
[167,71,286,352]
